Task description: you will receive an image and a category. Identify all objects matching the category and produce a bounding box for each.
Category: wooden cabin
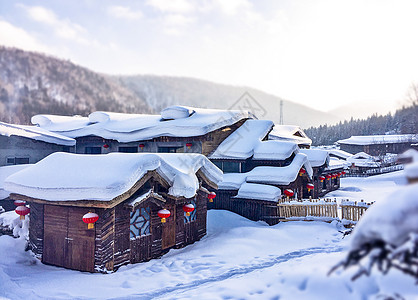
[338,134,418,156]
[209,152,314,225]
[5,152,222,272]
[300,149,347,198]
[0,121,75,167]
[31,106,251,157]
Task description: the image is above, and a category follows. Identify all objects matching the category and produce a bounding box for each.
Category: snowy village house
[30,106,253,157]
[5,152,222,273]
[338,134,418,156]
[0,121,75,167]
[207,119,346,224]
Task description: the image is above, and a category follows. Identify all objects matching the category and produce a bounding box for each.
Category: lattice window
[130,207,151,239]
[184,198,197,223]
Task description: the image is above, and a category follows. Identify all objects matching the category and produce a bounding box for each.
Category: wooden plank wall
[94,207,116,272]
[28,202,44,259]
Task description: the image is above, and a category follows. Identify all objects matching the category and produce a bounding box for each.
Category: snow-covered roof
[326,149,352,160]
[210,120,299,160]
[347,152,372,161]
[338,134,418,146]
[246,153,313,185]
[5,152,223,202]
[233,183,281,202]
[268,125,312,146]
[218,153,313,189]
[299,149,329,167]
[253,141,299,160]
[326,157,350,170]
[31,106,252,143]
[210,120,273,159]
[347,152,380,168]
[0,165,32,200]
[0,121,76,146]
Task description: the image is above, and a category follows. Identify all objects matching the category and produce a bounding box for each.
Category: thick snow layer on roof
[338,134,418,145]
[347,152,380,168]
[0,121,76,146]
[161,106,194,120]
[217,173,247,190]
[235,183,282,202]
[210,120,273,159]
[327,149,352,160]
[234,183,281,202]
[299,149,329,167]
[31,115,90,131]
[5,153,222,201]
[253,141,299,160]
[326,157,350,170]
[32,106,251,142]
[210,120,298,160]
[0,165,32,200]
[218,153,313,190]
[269,125,312,146]
[246,153,313,185]
[350,183,418,250]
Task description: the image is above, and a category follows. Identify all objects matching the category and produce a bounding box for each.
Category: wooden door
[162,204,176,250]
[67,207,96,272]
[43,205,68,268]
[43,205,96,272]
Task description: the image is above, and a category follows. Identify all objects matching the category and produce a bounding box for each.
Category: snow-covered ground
[0,171,417,300]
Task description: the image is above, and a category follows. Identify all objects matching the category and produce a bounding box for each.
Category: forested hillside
[305,103,418,146]
[0,47,152,124]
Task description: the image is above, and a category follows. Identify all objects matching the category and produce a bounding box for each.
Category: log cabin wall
[202,119,247,156]
[113,203,131,270]
[208,189,238,211]
[94,207,116,272]
[28,202,44,259]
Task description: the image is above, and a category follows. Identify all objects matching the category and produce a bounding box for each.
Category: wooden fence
[273,198,372,226]
[340,199,372,223]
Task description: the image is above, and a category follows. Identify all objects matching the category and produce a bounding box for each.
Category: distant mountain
[112,75,341,128]
[0,46,340,128]
[0,47,152,124]
[328,101,394,121]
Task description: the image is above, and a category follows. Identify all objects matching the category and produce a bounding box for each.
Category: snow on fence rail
[273,198,372,226]
[276,199,338,220]
[340,199,372,225]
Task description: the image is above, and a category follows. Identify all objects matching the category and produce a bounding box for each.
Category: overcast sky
[1,0,418,113]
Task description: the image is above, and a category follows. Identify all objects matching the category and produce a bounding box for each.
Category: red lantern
[82,212,99,229]
[103,144,109,149]
[299,168,306,176]
[342,171,346,175]
[319,176,325,182]
[208,192,216,203]
[284,189,294,198]
[158,209,171,223]
[307,183,314,192]
[139,144,145,150]
[186,143,192,149]
[326,174,331,179]
[14,200,26,206]
[183,204,195,216]
[15,206,30,220]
